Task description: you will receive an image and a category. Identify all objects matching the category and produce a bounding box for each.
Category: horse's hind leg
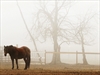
[23,58,27,70]
[15,59,19,69]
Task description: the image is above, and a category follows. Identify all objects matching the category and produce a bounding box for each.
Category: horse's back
[20,46,30,55]
[17,46,30,58]
[21,46,30,53]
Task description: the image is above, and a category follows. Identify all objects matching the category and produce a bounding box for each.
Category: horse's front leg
[11,58,14,69]
[15,59,19,69]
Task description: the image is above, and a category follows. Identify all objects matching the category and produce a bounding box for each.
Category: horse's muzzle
[4,54,7,56]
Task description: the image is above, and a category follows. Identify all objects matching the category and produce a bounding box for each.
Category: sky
[0,0,100,65]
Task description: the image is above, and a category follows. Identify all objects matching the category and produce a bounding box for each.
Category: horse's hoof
[12,68,14,70]
[24,68,27,70]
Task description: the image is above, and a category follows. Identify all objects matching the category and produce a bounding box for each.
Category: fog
[0,0,99,66]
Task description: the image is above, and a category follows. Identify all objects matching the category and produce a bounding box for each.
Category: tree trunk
[51,34,58,64]
[82,43,88,65]
[56,45,61,63]
[51,41,61,64]
[50,0,61,64]
[81,33,88,65]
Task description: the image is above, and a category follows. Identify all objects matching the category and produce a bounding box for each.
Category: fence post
[45,50,46,65]
[76,51,78,64]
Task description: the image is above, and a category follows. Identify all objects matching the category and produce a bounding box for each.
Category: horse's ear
[10,45,13,47]
[4,45,5,48]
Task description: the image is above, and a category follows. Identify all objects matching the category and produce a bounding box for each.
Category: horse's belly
[18,55,25,59]
[18,57,23,59]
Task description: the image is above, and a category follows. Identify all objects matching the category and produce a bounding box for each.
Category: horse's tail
[24,47,31,68]
[28,54,31,68]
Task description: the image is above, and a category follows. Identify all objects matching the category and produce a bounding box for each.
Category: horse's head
[4,46,8,56]
[4,45,13,56]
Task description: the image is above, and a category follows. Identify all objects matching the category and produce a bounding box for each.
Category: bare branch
[16,0,42,64]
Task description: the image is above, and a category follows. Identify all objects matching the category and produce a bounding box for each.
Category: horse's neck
[8,47,17,54]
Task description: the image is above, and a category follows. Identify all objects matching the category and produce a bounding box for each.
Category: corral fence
[0,47,100,65]
[46,51,100,64]
[31,51,100,65]
[31,51,46,65]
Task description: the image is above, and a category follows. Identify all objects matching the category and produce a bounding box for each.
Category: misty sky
[1,1,99,52]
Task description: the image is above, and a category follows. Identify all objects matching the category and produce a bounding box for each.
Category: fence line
[46,51,100,64]
[46,51,100,54]
[31,50,46,65]
[0,49,100,65]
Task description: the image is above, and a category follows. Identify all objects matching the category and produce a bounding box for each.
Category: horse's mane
[7,45,17,53]
[9,45,18,49]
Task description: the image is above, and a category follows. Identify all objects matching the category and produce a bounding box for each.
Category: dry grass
[0,63,100,75]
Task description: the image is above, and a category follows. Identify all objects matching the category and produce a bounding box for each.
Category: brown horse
[4,45,31,70]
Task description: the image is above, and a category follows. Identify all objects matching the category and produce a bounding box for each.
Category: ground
[0,63,100,75]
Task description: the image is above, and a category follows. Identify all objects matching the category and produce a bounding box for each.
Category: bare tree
[31,0,74,64]
[73,12,98,64]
